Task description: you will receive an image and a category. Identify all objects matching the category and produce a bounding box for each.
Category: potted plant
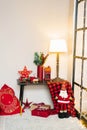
[33,52,48,81]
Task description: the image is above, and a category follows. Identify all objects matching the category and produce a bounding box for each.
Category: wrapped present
[29,104,38,111]
[31,109,50,118]
[30,102,45,111]
[30,102,50,111]
[31,102,51,117]
[39,105,50,110]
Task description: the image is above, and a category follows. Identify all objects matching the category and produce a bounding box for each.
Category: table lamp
[49,39,67,82]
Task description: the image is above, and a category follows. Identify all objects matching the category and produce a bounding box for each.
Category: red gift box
[31,109,50,118]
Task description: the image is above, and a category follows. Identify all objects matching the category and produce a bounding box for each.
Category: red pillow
[0,84,24,115]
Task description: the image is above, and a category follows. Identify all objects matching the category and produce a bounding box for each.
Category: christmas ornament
[18,66,32,79]
[22,99,32,110]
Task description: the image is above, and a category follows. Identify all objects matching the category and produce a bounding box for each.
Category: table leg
[19,85,24,105]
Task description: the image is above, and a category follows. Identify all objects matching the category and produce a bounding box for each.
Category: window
[72,0,87,121]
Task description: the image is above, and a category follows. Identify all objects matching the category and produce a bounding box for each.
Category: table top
[17,79,48,86]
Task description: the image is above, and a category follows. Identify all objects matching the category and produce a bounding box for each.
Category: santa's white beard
[59,90,68,98]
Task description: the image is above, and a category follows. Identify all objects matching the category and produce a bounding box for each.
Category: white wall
[0,0,74,105]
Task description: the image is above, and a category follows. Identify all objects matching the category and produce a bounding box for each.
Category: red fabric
[47,81,76,117]
[0,84,24,115]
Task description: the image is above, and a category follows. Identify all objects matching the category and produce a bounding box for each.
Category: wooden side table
[17,79,47,105]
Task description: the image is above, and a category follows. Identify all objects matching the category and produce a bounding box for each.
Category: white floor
[0,109,87,130]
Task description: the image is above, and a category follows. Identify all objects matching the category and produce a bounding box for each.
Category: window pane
[75,59,82,84]
[82,90,87,119]
[74,85,81,113]
[85,1,87,27]
[76,31,83,56]
[83,60,87,88]
[84,30,87,57]
[77,1,84,28]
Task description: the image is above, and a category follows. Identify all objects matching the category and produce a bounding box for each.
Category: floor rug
[1,110,87,130]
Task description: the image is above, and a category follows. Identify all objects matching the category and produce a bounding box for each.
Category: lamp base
[51,77,64,82]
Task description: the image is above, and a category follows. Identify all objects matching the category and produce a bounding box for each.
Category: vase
[37,65,43,81]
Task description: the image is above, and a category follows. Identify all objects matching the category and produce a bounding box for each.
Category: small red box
[31,109,50,118]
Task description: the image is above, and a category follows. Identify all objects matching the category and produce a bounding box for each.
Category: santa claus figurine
[55,81,72,118]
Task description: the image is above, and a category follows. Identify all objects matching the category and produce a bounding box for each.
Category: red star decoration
[22,99,32,110]
[18,66,32,79]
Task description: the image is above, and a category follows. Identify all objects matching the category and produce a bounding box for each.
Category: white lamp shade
[49,39,67,53]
